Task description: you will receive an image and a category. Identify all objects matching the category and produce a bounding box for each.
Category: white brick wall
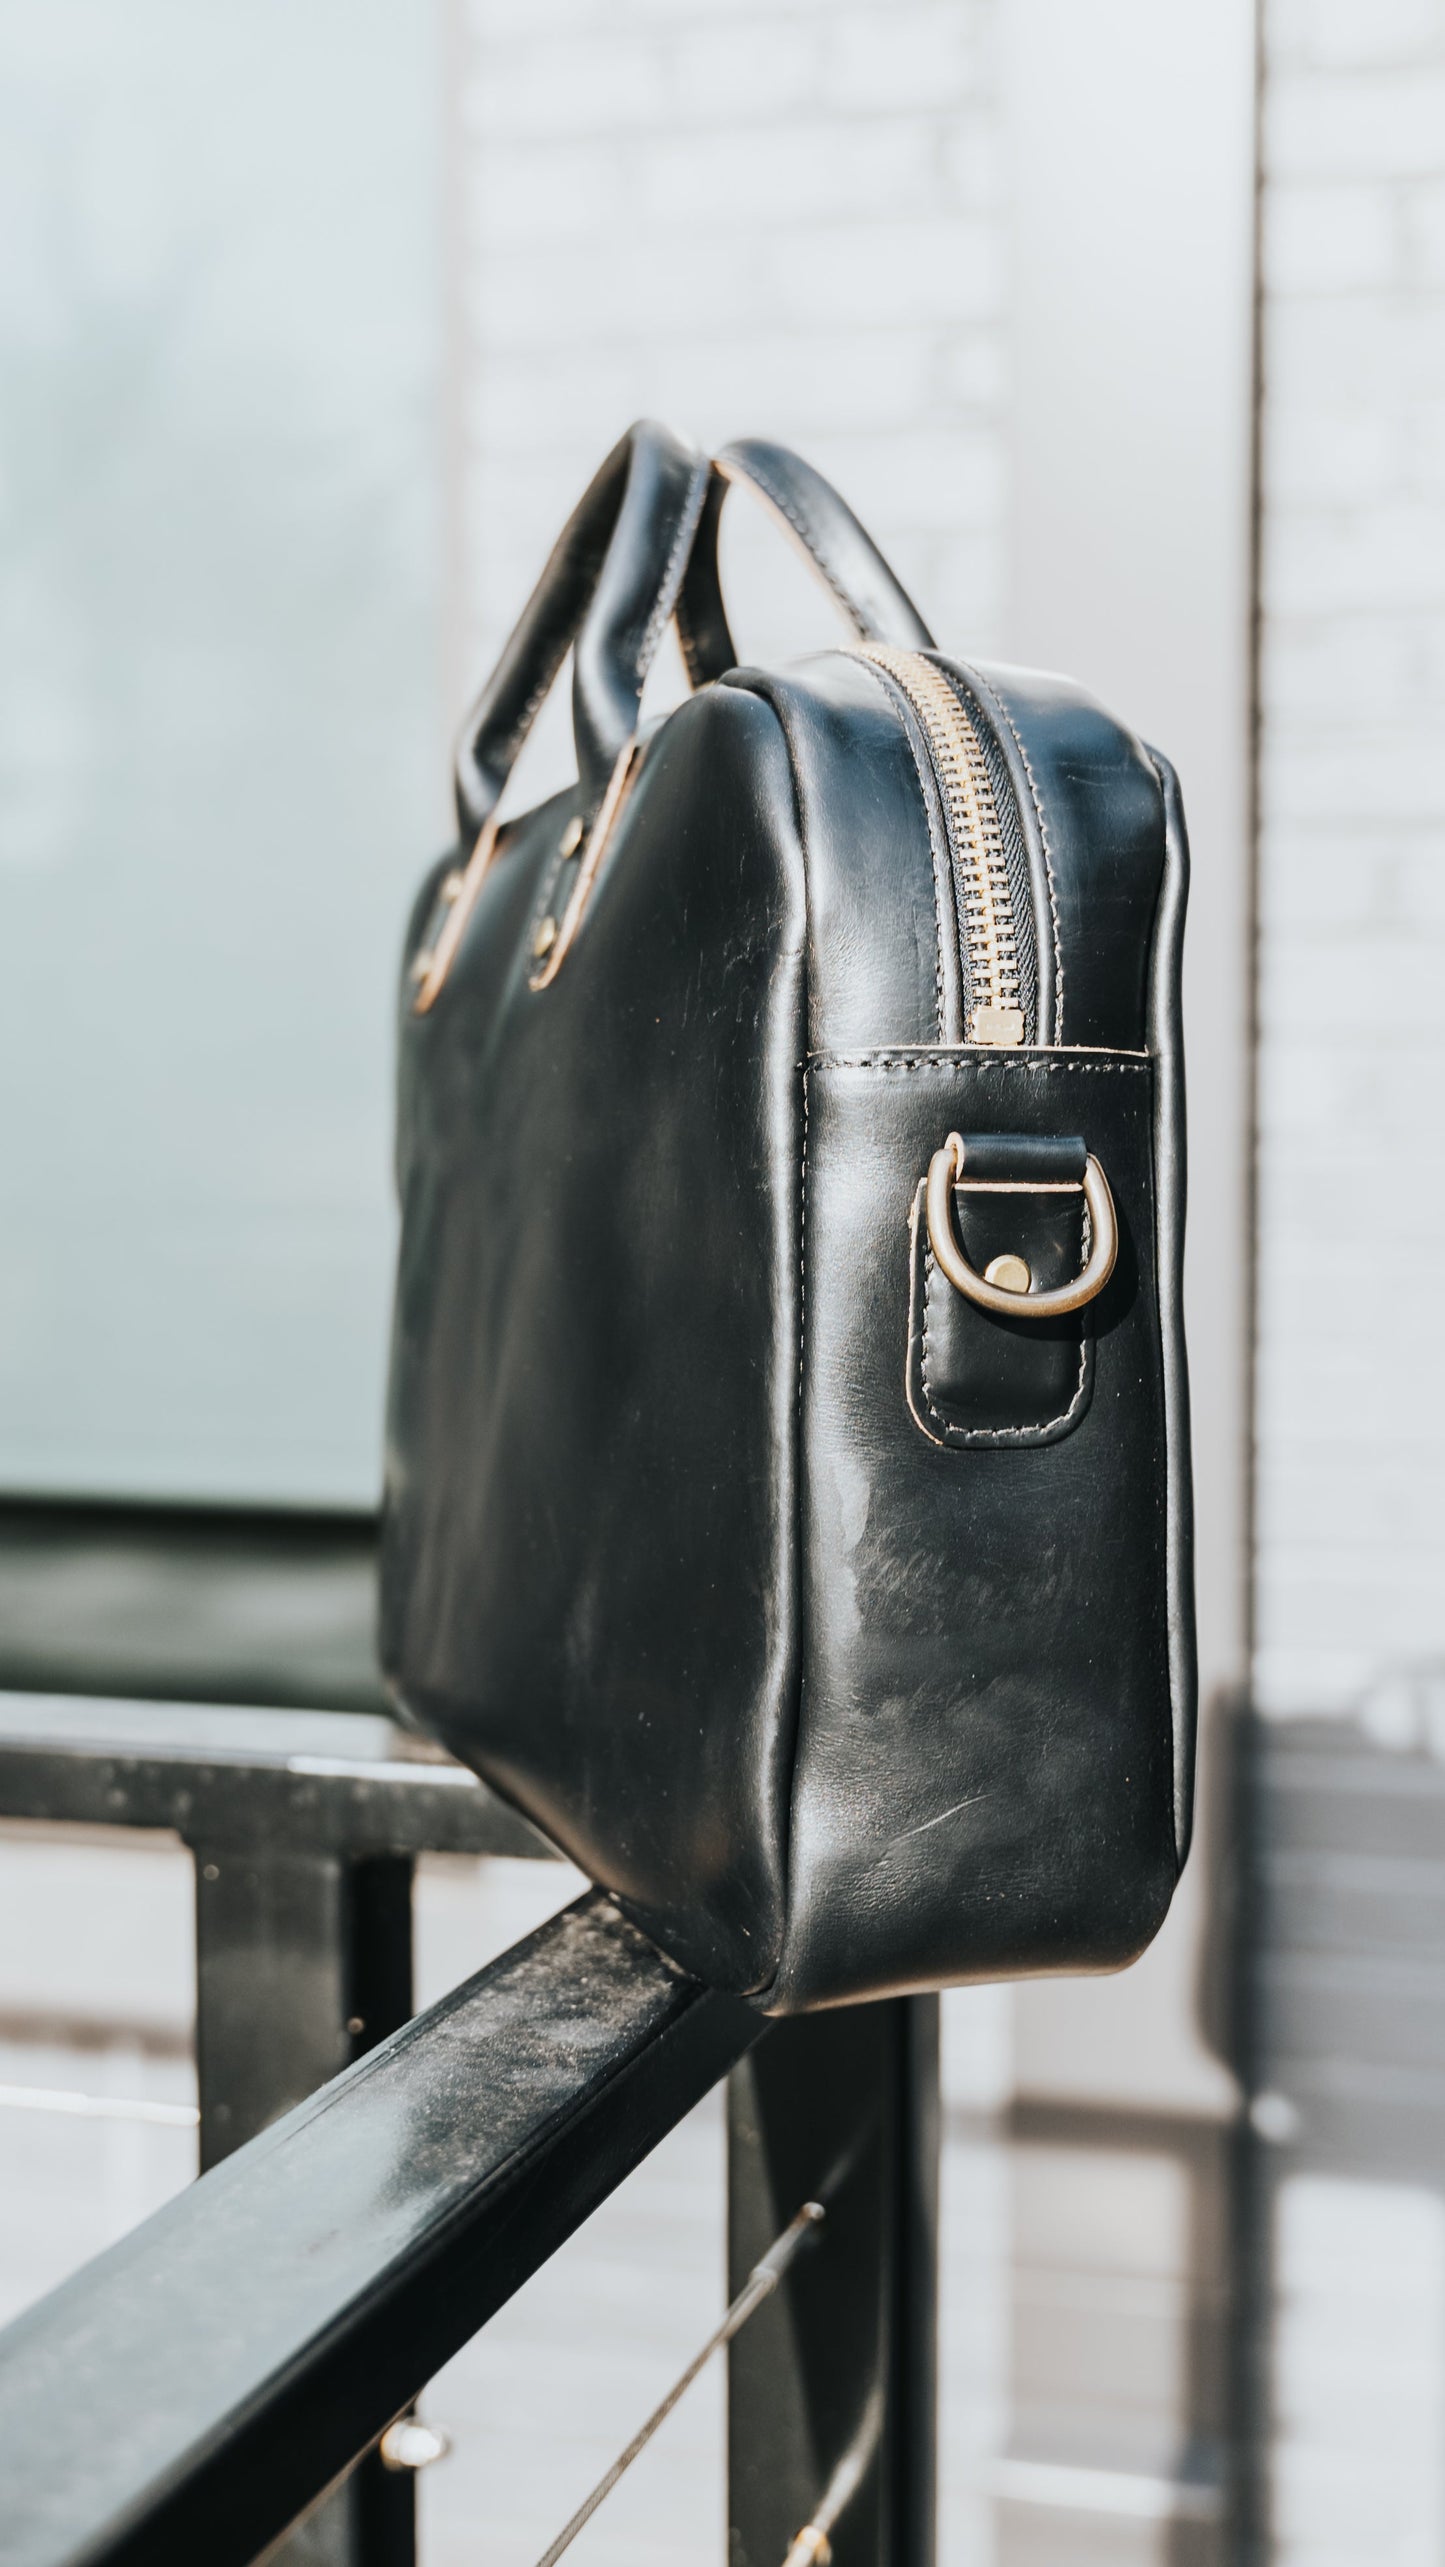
[1254,0,1445,1715]
[451,0,1006,731]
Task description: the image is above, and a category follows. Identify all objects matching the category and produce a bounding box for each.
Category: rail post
[192,1840,419,2567]
[727,1996,940,2567]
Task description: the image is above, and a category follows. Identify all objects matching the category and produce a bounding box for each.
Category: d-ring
[925,1133,1118,1318]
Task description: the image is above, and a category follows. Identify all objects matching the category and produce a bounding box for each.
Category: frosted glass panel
[0,0,441,1503]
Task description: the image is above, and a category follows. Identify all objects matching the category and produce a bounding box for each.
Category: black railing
[0,1708,938,2567]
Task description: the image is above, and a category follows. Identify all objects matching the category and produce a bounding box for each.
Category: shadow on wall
[986,1699,1445,2567]
[1239,1704,1445,2567]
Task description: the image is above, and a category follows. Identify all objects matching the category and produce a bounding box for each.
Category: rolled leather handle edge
[454,419,707,841]
[572,428,709,803]
[677,437,936,684]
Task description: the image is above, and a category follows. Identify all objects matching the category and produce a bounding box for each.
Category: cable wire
[530,2199,826,2567]
[779,2381,884,2567]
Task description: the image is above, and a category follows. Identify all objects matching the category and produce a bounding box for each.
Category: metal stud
[533,915,558,959]
[983,1252,1031,1295]
[559,814,585,858]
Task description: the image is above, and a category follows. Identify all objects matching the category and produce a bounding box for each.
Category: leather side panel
[957,661,1167,1049]
[726,655,959,1053]
[773,1050,1179,2013]
[1146,748,1197,1863]
[381,685,808,1996]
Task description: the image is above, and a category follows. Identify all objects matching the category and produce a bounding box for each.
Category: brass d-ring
[925,1133,1118,1319]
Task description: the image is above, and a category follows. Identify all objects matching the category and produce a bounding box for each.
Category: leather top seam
[715,667,810,1997]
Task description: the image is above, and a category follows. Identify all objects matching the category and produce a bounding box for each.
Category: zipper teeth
[858,645,1023,1036]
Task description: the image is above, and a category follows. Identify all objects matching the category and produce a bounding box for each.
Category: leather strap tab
[953,1132,1087,1185]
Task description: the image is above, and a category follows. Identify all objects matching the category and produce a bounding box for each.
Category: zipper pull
[970,1004,1025,1047]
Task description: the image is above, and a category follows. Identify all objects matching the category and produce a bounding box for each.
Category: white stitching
[850,656,947,1041]
[799,1069,809,1415]
[960,664,1064,1044]
[914,1203,1092,1446]
[813,1053,1149,1075]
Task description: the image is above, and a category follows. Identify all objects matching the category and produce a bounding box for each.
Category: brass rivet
[559,813,585,858]
[984,1252,1031,1295]
[440,868,465,902]
[408,949,432,981]
[532,915,558,959]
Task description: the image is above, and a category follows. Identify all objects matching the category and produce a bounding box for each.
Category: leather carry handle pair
[450,426,934,849]
[525,437,932,998]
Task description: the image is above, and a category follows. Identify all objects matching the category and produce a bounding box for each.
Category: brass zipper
[857,646,1026,1047]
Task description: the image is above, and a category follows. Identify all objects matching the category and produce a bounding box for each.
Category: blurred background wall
[0,3,1442,2563]
[1255,0,1445,1721]
[0,0,444,1501]
[1248,8,1445,2557]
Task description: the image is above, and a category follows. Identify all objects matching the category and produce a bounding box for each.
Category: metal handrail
[0,1893,760,2567]
[0,1708,938,2567]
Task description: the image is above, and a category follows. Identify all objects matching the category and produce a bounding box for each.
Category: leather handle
[676,438,935,685]
[453,420,708,844]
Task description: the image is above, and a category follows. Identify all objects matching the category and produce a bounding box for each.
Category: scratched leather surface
[781,1049,1175,2010]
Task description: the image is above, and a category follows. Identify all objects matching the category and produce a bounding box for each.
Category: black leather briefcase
[381,421,1195,2012]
